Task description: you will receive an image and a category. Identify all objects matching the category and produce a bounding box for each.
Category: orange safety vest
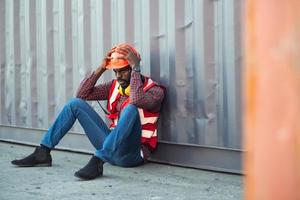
[106,77,160,150]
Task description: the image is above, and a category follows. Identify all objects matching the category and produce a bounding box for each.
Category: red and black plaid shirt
[76,70,164,114]
[76,70,164,159]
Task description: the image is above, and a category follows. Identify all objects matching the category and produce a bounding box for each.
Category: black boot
[74,156,104,180]
[11,146,52,167]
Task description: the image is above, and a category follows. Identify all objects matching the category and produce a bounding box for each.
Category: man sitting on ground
[11,43,165,180]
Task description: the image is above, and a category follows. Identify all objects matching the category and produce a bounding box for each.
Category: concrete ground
[0,142,243,200]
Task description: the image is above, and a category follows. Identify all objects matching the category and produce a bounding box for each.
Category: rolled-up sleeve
[76,71,112,101]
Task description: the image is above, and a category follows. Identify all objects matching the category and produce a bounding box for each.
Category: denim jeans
[41,98,144,167]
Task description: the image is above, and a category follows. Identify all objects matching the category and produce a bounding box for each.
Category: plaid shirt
[76,71,164,113]
[76,70,164,159]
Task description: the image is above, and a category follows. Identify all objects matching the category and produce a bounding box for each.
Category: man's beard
[117,79,130,88]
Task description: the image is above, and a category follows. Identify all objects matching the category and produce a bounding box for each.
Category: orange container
[244,1,300,200]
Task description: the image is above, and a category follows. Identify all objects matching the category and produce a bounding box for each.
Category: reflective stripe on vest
[138,109,158,125]
[108,81,120,112]
[142,129,157,138]
[107,77,159,140]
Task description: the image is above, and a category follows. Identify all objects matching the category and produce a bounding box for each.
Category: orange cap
[105,43,140,70]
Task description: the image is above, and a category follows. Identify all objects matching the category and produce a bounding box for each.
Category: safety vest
[106,77,160,150]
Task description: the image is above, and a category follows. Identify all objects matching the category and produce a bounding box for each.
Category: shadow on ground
[0,142,243,200]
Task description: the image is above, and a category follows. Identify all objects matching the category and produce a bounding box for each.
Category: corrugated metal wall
[0,0,243,162]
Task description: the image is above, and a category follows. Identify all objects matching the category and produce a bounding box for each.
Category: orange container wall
[244,1,300,199]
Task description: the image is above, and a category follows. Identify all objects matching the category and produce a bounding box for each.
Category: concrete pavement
[0,142,243,200]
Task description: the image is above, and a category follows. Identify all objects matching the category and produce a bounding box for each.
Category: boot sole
[12,162,52,167]
[74,171,103,180]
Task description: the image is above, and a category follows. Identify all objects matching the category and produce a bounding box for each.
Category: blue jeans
[41,98,144,167]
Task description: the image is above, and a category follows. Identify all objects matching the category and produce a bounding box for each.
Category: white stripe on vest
[138,109,158,125]
[142,129,157,138]
[108,81,120,111]
[108,78,159,140]
[143,78,154,91]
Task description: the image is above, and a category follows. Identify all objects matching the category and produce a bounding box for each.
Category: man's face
[113,66,132,88]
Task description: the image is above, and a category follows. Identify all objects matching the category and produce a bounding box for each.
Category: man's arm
[130,71,164,112]
[76,55,112,100]
[76,70,112,101]
[114,44,164,112]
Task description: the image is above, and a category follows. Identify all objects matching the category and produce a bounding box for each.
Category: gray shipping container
[0,0,244,173]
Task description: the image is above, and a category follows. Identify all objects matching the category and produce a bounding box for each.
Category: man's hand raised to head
[115,44,141,68]
[95,48,115,75]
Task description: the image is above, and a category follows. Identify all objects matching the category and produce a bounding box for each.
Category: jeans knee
[123,104,138,114]
[119,104,139,119]
[115,159,130,167]
[67,97,86,109]
[115,157,143,167]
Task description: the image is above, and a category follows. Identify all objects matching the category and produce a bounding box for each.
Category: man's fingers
[116,46,129,52]
[116,55,126,59]
[115,48,129,57]
[107,47,116,56]
[117,47,138,58]
[119,46,133,54]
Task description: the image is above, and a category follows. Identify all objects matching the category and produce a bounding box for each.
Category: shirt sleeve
[76,71,112,101]
[129,71,165,112]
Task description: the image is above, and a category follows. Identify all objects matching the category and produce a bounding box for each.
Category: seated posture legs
[11,98,143,180]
